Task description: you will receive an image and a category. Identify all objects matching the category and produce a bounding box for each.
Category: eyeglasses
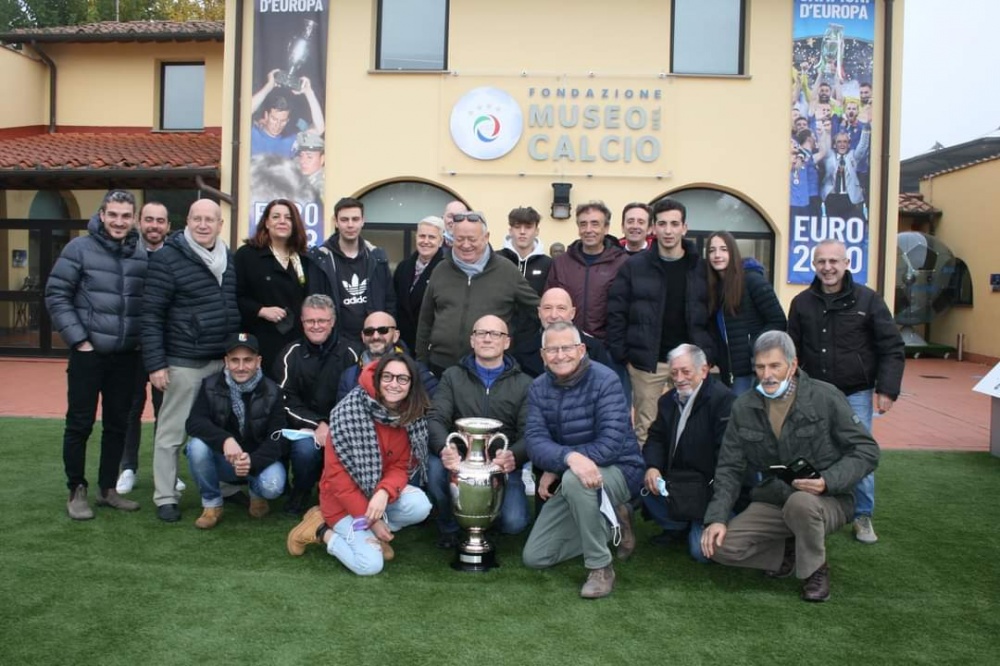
[453,212,486,224]
[379,372,411,386]
[362,325,396,337]
[472,329,508,340]
[541,344,582,356]
[302,318,333,327]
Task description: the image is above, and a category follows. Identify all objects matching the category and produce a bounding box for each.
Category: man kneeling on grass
[185,333,287,529]
[700,331,879,602]
[522,322,644,599]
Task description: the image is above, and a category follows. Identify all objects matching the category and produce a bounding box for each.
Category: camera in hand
[768,458,821,485]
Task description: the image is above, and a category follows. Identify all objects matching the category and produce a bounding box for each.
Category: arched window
[660,187,776,280]
[358,181,462,269]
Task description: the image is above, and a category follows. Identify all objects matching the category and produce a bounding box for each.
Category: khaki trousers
[712,492,847,579]
[152,361,223,506]
[628,362,672,446]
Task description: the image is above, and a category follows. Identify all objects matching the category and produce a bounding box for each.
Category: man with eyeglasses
[416,211,539,376]
[513,287,611,379]
[428,316,533,549]
[522,322,644,599]
[337,311,438,403]
[275,294,360,515]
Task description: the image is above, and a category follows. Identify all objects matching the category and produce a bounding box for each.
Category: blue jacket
[45,213,147,354]
[141,231,240,372]
[525,360,644,497]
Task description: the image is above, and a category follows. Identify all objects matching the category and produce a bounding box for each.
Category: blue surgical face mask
[756,367,794,400]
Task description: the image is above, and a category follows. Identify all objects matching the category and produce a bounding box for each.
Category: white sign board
[971,362,1000,399]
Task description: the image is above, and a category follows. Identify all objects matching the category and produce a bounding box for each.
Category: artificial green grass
[1,416,998,665]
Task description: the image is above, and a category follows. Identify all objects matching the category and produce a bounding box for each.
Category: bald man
[442,200,469,247]
[142,198,241,523]
[427,315,533,548]
[513,287,612,378]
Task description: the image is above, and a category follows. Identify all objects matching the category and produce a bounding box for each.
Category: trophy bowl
[446,417,508,572]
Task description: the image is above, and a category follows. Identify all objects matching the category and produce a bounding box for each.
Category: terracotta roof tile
[898,192,941,216]
[0,20,223,43]
[0,132,220,172]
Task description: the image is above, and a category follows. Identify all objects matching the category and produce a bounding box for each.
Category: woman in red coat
[286,353,432,574]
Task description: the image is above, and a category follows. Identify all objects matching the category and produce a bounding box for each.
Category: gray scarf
[452,246,491,278]
[224,367,264,436]
[331,385,429,498]
[184,228,228,285]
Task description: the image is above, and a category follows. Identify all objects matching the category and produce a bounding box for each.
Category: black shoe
[436,532,461,549]
[649,529,688,547]
[223,491,250,508]
[283,490,309,517]
[801,563,830,602]
[156,503,181,523]
[765,538,796,579]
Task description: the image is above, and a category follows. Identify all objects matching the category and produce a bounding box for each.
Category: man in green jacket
[700,331,879,603]
[415,212,539,376]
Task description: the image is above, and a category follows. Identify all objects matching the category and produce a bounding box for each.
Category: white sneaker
[116,469,136,495]
[175,477,187,492]
[853,515,878,544]
[521,464,536,496]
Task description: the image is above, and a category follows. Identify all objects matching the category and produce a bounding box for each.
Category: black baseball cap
[225,332,260,355]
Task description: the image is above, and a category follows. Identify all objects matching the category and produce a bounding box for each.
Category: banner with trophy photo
[249,4,328,245]
[788,0,875,284]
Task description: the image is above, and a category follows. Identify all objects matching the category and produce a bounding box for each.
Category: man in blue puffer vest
[46,190,147,520]
[522,321,644,599]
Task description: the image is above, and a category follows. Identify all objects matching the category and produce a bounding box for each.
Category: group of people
[45,188,904,602]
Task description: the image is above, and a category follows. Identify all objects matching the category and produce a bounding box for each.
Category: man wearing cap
[185,332,288,529]
[295,131,325,202]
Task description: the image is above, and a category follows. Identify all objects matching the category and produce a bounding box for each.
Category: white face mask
[756,366,794,400]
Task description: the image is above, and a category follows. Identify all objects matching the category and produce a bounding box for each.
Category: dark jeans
[121,361,163,472]
[62,349,140,491]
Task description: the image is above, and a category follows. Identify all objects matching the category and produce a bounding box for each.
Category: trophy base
[451,541,500,573]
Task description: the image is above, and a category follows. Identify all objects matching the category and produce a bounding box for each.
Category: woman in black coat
[393,216,445,351]
[235,199,311,378]
[706,231,787,396]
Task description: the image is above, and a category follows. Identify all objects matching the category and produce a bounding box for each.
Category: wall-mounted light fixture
[551,182,573,219]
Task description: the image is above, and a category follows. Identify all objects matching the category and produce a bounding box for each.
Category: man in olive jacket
[701,331,879,603]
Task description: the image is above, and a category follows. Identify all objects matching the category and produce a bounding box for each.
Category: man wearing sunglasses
[428,316,533,549]
[416,211,539,376]
[338,311,438,403]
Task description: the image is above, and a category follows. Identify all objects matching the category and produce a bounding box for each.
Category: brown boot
[287,506,325,556]
[801,562,830,602]
[249,498,270,519]
[67,485,94,521]
[96,489,140,512]
[195,507,223,529]
[580,565,616,599]
[379,538,395,562]
[615,504,636,561]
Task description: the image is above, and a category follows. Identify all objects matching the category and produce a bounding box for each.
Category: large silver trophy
[445,417,509,572]
[274,19,317,92]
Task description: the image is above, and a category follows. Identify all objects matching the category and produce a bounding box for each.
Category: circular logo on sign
[450,87,522,160]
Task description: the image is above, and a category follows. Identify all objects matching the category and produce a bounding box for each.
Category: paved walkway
[0,357,994,451]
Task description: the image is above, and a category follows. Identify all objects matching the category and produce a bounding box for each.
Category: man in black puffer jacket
[606,198,715,445]
[142,199,240,523]
[46,190,147,520]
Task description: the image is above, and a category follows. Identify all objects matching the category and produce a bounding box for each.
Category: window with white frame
[376,0,448,70]
[671,0,746,75]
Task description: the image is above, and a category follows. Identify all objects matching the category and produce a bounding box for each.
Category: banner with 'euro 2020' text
[788,0,875,284]
[249,1,328,246]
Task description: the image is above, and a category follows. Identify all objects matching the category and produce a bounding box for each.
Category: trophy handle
[487,432,509,453]
[445,431,466,459]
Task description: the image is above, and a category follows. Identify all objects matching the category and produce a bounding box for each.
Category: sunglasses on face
[362,326,396,337]
[453,213,485,223]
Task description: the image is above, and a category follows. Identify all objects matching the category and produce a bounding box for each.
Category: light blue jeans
[845,389,875,518]
[326,485,432,576]
[185,438,285,508]
[642,493,709,563]
[427,455,531,536]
